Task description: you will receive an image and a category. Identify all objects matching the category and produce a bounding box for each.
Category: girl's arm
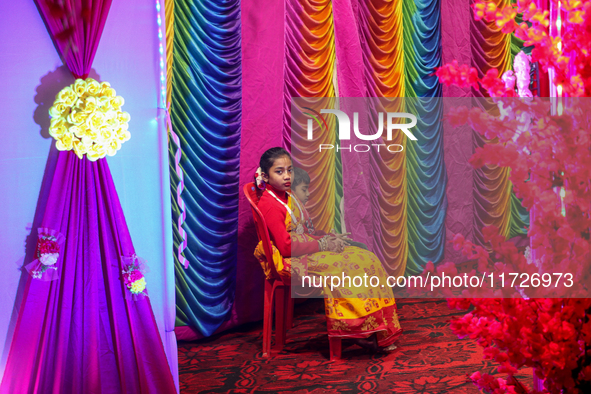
[264,206,319,257]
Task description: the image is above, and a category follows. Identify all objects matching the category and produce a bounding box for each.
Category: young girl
[254,147,402,352]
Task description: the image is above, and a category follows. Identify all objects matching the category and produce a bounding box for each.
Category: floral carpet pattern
[178,299,532,393]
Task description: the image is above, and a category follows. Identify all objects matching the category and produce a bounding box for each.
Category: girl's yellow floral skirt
[255,240,402,347]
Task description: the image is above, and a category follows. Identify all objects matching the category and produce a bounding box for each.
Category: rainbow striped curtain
[166,0,241,336]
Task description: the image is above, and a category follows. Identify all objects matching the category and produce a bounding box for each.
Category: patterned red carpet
[178,298,532,393]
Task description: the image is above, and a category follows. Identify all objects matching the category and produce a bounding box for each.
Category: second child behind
[290,166,369,251]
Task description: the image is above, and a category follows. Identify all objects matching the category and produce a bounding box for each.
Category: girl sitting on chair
[254,147,402,352]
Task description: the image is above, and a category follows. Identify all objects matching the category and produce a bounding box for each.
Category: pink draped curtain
[35,0,111,78]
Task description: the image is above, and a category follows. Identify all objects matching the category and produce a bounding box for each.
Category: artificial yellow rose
[67,109,87,126]
[72,98,83,112]
[100,127,113,142]
[117,111,131,124]
[72,139,88,159]
[107,116,119,130]
[56,86,77,106]
[117,129,131,143]
[106,118,120,131]
[70,125,85,139]
[110,96,125,109]
[73,79,87,97]
[49,102,68,118]
[107,139,121,156]
[76,123,89,136]
[97,96,112,111]
[99,81,111,96]
[56,133,73,151]
[86,111,106,131]
[49,117,67,138]
[84,126,98,140]
[81,135,94,147]
[86,79,101,96]
[102,87,116,98]
[87,143,107,161]
[78,96,97,113]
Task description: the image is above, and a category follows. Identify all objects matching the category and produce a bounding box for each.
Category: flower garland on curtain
[168,0,241,337]
[48,78,131,161]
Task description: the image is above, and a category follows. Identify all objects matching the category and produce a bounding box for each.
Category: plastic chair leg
[329,337,342,361]
[262,280,274,357]
[274,286,286,350]
[286,294,294,329]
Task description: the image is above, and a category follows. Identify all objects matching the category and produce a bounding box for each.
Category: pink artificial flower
[451,233,465,252]
[445,106,470,128]
[124,270,144,286]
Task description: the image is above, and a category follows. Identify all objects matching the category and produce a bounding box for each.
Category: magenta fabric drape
[1,153,176,393]
[0,1,176,392]
[35,0,112,78]
[441,0,475,263]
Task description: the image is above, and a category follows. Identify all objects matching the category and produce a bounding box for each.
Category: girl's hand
[335,233,352,244]
[325,237,338,253]
[326,237,346,253]
[335,238,348,251]
[325,237,341,253]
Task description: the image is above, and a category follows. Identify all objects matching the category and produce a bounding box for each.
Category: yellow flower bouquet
[49,78,131,161]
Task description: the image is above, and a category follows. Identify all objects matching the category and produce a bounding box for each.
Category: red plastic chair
[243,182,341,360]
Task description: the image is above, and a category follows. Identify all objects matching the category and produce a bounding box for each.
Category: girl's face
[293,183,310,205]
[262,156,292,192]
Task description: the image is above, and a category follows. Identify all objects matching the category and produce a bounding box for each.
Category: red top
[257,185,320,257]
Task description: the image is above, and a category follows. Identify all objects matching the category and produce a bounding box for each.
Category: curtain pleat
[403,0,448,275]
[357,0,408,277]
[285,0,338,233]
[170,0,241,336]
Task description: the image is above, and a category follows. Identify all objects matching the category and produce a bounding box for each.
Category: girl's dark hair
[292,167,310,188]
[259,147,291,175]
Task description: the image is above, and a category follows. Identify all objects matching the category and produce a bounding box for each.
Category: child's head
[292,167,310,205]
[259,147,292,192]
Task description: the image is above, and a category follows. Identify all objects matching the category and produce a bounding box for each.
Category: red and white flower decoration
[26,228,65,281]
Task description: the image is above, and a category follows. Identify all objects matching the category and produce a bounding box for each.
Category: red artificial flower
[37,237,59,255]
